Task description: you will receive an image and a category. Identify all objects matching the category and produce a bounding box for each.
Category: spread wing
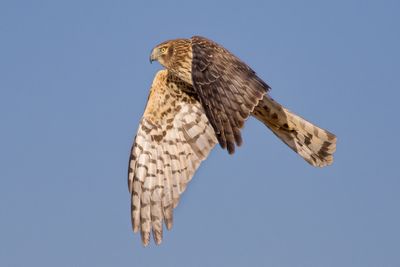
[128,70,217,246]
[191,35,270,154]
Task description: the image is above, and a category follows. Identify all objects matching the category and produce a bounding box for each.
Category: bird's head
[149,38,191,67]
[149,38,193,84]
[150,40,175,68]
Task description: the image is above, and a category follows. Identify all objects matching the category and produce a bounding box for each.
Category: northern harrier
[128,36,337,246]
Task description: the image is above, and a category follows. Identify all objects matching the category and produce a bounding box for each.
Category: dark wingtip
[227,142,235,155]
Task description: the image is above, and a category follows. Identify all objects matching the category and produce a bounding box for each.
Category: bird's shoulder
[143,70,198,124]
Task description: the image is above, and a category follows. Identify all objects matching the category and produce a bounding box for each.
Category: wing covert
[191,36,270,154]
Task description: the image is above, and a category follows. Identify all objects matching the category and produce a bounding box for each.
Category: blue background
[1,0,399,266]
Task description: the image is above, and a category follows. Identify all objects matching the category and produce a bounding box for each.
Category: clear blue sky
[1,0,399,266]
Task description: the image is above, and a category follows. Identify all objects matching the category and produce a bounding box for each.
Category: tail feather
[252,95,336,167]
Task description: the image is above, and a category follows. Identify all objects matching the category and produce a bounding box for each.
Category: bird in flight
[128,36,337,246]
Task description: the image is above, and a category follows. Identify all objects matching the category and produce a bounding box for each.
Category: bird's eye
[160,47,167,53]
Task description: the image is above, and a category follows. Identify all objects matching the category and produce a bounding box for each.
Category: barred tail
[252,95,337,167]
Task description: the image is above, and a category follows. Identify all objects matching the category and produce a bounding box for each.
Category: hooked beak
[149,48,157,64]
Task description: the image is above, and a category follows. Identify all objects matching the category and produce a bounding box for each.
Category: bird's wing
[191,35,270,154]
[128,70,217,246]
